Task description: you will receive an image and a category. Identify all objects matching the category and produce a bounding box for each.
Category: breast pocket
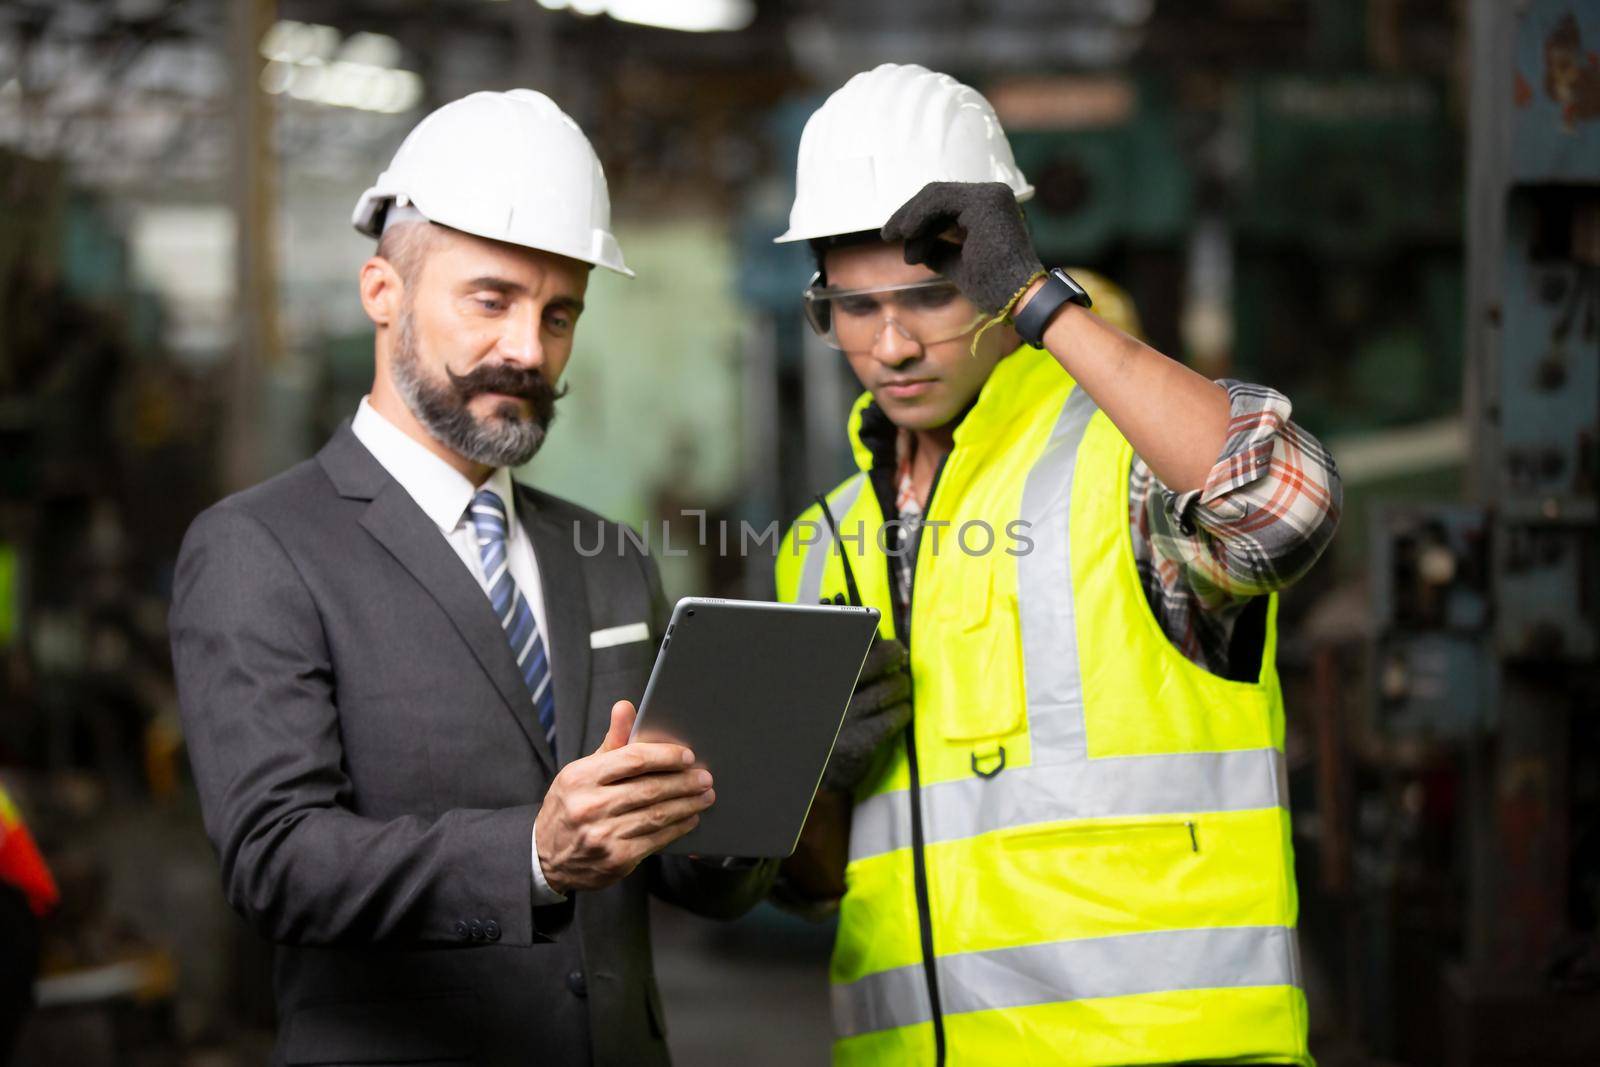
[590,636,656,707]
[926,568,1026,742]
[591,638,655,675]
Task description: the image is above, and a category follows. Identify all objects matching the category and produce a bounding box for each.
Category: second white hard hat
[352,89,632,277]
[775,63,1033,245]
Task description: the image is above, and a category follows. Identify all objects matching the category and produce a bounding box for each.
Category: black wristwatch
[1011,267,1092,348]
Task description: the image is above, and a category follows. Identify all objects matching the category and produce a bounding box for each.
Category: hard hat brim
[352,189,635,278]
[773,182,1035,245]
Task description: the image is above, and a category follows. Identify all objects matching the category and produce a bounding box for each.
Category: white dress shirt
[351,398,567,904]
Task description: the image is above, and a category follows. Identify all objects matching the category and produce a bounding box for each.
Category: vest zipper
[896,453,949,1067]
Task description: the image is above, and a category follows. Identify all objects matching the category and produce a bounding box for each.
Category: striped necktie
[470,488,556,757]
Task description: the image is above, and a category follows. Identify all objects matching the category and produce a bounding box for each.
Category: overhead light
[258,20,423,114]
[537,0,754,33]
[259,20,340,63]
[338,32,403,70]
[608,0,752,31]
[261,60,423,114]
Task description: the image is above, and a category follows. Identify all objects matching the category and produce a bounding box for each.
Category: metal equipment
[1369,3,1600,1062]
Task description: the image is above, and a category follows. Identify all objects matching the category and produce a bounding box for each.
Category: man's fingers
[861,638,909,680]
[617,793,717,839]
[903,232,965,281]
[627,813,703,857]
[924,238,963,278]
[902,232,945,267]
[869,700,913,739]
[853,671,912,712]
[599,769,714,817]
[592,741,698,785]
[881,181,962,243]
[597,700,636,754]
[896,206,958,248]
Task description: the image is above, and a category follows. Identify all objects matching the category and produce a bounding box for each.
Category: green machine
[1233,73,1464,437]
[1005,76,1193,262]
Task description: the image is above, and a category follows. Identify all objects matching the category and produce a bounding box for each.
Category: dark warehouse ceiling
[0,0,1462,200]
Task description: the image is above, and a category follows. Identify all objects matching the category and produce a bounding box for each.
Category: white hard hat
[775,64,1033,245]
[352,89,632,277]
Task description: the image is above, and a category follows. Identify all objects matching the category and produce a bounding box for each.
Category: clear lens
[802,278,985,352]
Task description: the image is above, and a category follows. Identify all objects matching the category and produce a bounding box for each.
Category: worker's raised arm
[883,180,1231,494]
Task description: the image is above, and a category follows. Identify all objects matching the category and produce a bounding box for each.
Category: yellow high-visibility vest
[776,341,1311,1066]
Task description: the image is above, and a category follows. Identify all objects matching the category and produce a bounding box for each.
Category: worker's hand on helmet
[822,637,913,794]
[882,181,1046,318]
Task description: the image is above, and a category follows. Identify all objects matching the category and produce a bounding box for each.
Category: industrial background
[0,0,1596,1063]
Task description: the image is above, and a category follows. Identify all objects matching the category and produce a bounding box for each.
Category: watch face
[1052,269,1091,306]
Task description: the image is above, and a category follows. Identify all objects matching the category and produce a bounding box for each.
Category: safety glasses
[801,273,987,353]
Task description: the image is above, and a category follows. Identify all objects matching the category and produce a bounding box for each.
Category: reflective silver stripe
[848,788,909,862]
[849,748,1287,862]
[1015,381,1098,734]
[831,955,932,1042]
[941,925,1299,1016]
[848,385,1288,864]
[833,926,1299,1038]
[796,473,866,605]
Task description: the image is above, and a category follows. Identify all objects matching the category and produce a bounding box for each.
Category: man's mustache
[446,363,568,410]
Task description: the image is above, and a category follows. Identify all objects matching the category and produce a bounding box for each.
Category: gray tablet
[630,597,881,857]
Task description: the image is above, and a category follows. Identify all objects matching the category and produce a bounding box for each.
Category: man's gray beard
[389,308,552,469]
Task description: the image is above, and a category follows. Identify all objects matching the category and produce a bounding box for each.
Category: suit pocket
[283,991,480,1065]
[591,640,657,708]
[591,639,655,676]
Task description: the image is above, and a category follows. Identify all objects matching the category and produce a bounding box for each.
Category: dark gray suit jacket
[170,423,774,1067]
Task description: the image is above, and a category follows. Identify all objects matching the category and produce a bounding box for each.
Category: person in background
[773,64,1340,1066]
[170,90,773,1066]
[0,780,58,1064]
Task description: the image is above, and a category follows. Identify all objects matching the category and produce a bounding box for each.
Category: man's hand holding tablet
[535,700,716,894]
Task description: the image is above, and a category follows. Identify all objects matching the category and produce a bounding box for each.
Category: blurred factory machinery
[0,1,1596,1065]
[1360,2,1600,1063]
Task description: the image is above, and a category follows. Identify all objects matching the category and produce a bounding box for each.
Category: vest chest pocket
[983,818,1212,939]
[977,810,1295,937]
[923,566,1026,743]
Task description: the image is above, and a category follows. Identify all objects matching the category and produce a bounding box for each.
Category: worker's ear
[358,255,404,328]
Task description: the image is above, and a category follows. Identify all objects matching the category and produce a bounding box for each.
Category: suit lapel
[321,425,557,775]
[520,489,593,765]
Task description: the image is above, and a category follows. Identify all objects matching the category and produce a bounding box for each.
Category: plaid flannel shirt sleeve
[1130,380,1342,666]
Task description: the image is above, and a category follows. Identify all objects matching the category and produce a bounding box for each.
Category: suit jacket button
[483,920,501,942]
[566,970,588,998]
[469,921,484,942]
[453,921,471,942]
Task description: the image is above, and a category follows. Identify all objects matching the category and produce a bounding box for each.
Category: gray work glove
[822,637,912,794]
[881,181,1046,317]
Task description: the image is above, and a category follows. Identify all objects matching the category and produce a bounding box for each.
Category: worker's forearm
[1033,288,1229,495]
